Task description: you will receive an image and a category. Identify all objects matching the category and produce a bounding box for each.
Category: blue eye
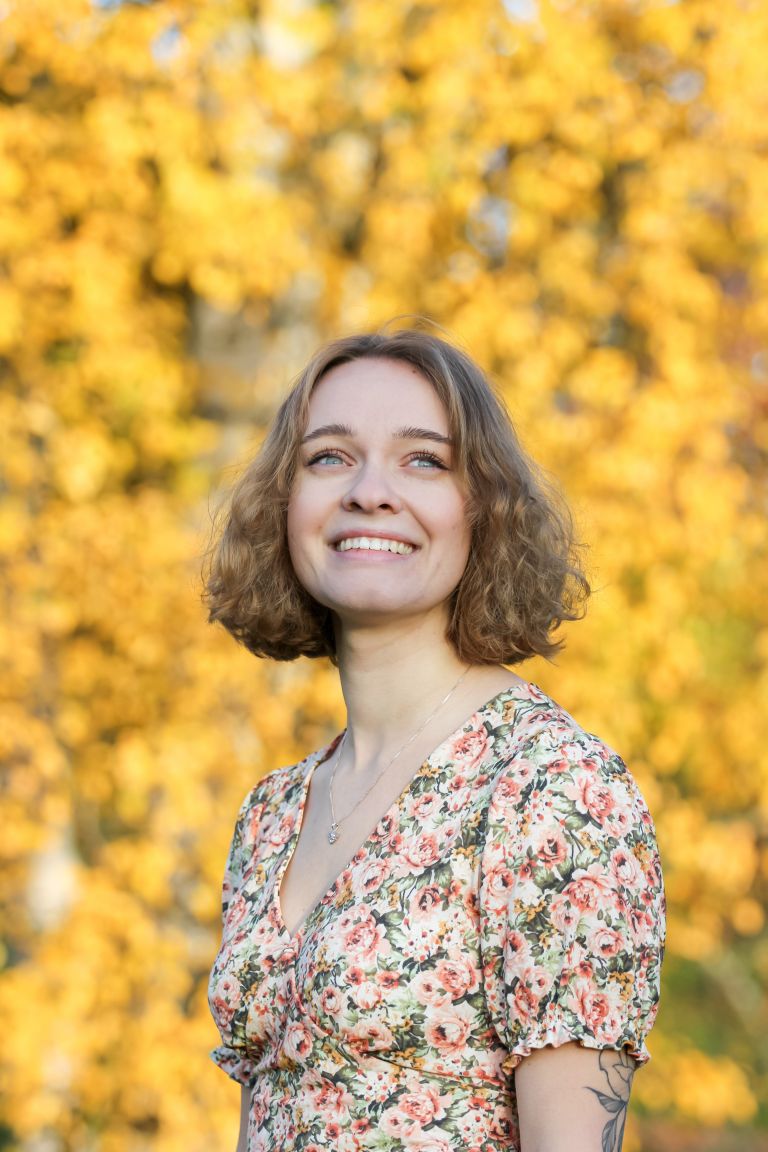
[307,449,345,466]
[409,452,447,470]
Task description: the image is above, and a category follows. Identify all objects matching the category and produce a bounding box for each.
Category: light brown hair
[203,329,590,663]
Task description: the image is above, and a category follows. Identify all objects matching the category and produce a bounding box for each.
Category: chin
[331,598,417,622]
[328,595,451,631]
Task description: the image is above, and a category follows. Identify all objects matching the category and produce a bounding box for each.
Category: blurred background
[1,0,766,1149]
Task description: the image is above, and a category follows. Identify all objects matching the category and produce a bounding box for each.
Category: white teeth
[335,537,414,555]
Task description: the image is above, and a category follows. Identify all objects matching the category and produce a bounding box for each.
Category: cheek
[446,496,472,551]
[285,490,315,573]
[436,506,472,586]
[286,480,317,541]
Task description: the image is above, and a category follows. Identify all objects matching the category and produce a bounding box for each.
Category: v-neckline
[274,681,536,944]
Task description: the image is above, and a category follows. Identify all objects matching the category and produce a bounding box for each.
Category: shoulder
[488,682,638,787]
[484,684,659,859]
[486,682,622,762]
[230,739,338,844]
[479,687,665,980]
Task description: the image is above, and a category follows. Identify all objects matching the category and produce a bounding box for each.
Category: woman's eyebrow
[301,423,353,443]
[395,426,454,446]
[302,424,453,446]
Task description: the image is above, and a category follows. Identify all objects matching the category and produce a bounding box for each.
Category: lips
[334,536,415,555]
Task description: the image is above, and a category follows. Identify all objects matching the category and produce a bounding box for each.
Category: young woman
[205,329,665,1152]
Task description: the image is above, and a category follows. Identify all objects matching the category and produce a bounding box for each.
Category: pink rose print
[435,956,478,1000]
[510,758,537,787]
[565,862,619,912]
[565,769,616,823]
[402,832,442,874]
[530,824,568,868]
[267,812,296,847]
[246,802,264,841]
[252,917,281,952]
[483,862,515,907]
[588,924,624,958]
[357,858,390,895]
[352,981,382,1010]
[524,964,554,999]
[342,909,390,966]
[425,1008,472,1054]
[223,892,248,938]
[569,979,610,1031]
[550,892,581,933]
[610,846,644,890]
[251,1092,269,1127]
[283,1021,313,1062]
[629,904,656,945]
[399,1086,448,1124]
[645,857,663,890]
[369,812,397,844]
[489,775,522,817]
[512,980,539,1023]
[447,727,489,771]
[310,1079,354,1121]
[380,1109,417,1141]
[319,986,343,1017]
[407,1137,453,1152]
[210,974,241,1027]
[569,979,626,1043]
[377,970,400,989]
[411,793,440,821]
[409,884,443,921]
[348,1019,395,1052]
[503,928,532,966]
[413,969,451,1008]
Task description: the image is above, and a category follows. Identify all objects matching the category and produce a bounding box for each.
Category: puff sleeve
[479,725,665,1073]
[208,786,261,1086]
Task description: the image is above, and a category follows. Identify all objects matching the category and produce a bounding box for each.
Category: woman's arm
[515,1043,637,1152]
[236,1085,250,1152]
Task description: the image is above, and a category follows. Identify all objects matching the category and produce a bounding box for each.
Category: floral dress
[208,682,665,1152]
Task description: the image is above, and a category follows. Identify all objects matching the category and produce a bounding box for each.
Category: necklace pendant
[328,822,340,845]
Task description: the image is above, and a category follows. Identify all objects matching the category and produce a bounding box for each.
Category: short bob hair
[204,328,589,664]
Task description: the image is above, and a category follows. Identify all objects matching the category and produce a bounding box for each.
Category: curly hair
[203,328,590,664]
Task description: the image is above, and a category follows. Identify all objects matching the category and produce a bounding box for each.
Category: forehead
[307,357,448,431]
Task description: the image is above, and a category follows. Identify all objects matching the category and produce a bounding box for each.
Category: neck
[334,613,468,769]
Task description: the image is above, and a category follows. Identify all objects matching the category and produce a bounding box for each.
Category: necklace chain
[327,666,470,845]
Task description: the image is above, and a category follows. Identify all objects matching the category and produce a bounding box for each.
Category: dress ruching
[208,682,665,1152]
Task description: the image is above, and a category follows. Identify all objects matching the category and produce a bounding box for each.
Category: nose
[341,459,403,513]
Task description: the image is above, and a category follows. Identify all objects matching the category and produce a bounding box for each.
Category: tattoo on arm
[586,1049,635,1152]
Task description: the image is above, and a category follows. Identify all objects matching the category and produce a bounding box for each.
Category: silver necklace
[327,666,470,845]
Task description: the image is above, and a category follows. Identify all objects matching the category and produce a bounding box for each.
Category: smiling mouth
[334,537,415,555]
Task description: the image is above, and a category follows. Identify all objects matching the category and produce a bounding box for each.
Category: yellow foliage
[639,1045,757,1126]
[1,0,767,1147]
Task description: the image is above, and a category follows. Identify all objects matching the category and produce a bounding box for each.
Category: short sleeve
[479,727,665,1073]
[209,786,261,1086]
[218,786,258,925]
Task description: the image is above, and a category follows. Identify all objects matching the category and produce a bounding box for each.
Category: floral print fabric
[208,682,665,1151]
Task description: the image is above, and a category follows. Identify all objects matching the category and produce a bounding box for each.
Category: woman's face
[287,357,472,632]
